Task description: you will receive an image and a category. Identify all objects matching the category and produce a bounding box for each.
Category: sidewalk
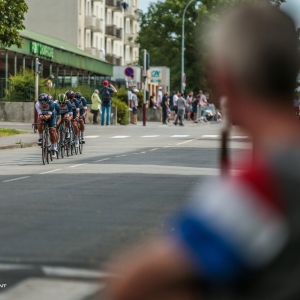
[0,122,38,150]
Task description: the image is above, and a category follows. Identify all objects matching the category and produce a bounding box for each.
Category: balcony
[85,15,96,29]
[124,6,139,20]
[95,49,104,60]
[106,54,122,66]
[105,0,121,10]
[92,18,103,33]
[106,25,117,37]
[124,33,136,46]
[85,47,96,56]
[116,28,123,40]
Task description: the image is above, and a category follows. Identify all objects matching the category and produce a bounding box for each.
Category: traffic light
[143,53,150,71]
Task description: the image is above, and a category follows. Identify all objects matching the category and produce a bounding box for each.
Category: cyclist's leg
[48,116,58,155]
[38,117,44,144]
[73,119,80,145]
[79,119,85,142]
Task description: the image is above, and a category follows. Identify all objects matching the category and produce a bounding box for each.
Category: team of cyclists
[35,90,87,158]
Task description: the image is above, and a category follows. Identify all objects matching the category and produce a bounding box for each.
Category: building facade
[24,0,139,66]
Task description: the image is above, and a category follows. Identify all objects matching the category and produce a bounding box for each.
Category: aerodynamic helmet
[57,93,67,104]
[74,92,82,100]
[38,93,50,104]
[65,90,75,100]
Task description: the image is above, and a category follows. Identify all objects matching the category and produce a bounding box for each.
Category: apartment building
[24,0,139,66]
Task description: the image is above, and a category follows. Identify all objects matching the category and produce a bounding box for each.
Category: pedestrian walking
[131,89,139,125]
[161,93,169,124]
[91,90,101,124]
[105,3,300,300]
[100,80,117,126]
[173,93,186,126]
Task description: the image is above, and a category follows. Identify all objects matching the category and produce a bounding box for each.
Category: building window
[87,32,90,47]
[96,37,98,49]
[79,29,82,47]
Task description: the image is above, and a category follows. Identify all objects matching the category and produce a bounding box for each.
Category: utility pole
[181,0,197,93]
[34,58,41,133]
[142,50,150,126]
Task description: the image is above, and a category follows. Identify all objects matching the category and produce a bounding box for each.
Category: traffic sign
[182,73,186,83]
[124,67,134,77]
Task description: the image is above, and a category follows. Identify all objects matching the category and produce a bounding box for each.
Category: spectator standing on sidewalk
[192,94,200,123]
[100,80,117,126]
[131,89,139,125]
[149,93,157,109]
[161,93,169,124]
[157,87,163,108]
[127,74,136,110]
[173,91,179,122]
[174,93,186,126]
[185,92,194,121]
[91,90,101,124]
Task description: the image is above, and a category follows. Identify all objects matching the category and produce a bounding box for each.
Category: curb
[0,142,37,150]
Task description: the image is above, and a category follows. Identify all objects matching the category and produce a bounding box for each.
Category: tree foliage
[0,0,28,48]
[137,0,286,97]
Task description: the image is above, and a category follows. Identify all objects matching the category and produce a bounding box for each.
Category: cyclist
[74,92,87,144]
[51,95,62,152]
[66,90,80,147]
[35,93,59,158]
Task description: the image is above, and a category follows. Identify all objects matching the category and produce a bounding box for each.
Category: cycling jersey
[35,100,55,116]
[53,100,61,117]
[58,100,73,116]
[78,97,88,116]
[35,100,56,128]
[69,99,80,119]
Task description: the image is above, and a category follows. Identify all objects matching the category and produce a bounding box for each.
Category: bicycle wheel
[70,126,75,156]
[46,130,51,164]
[42,130,47,165]
[79,136,83,154]
[57,125,64,159]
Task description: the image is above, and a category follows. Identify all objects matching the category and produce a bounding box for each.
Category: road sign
[124,67,134,77]
[150,68,162,83]
[182,73,186,83]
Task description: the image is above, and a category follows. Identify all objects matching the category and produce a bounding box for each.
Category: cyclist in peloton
[74,92,87,144]
[50,94,62,150]
[65,90,80,147]
[57,94,73,138]
[35,93,60,158]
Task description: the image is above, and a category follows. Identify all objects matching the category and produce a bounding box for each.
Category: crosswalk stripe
[85,136,99,139]
[0,278,103,300]
[41,266,115,279]
[171,135,190,138]
[142,135,159,138]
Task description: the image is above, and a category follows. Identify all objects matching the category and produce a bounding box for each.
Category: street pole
[34,58,39,133]
[143,49,147,126]
[181,0,197,93]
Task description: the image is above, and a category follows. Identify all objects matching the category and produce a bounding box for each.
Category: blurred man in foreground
[106,3,300,300]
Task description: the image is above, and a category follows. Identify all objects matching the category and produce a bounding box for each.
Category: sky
[140,0,300,26]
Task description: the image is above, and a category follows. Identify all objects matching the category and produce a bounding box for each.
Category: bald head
[210,3,300,100]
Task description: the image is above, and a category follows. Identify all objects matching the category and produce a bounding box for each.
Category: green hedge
[112,97,129,125]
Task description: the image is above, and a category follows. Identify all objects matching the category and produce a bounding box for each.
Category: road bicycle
[77,119,84,155]
[57,122,67,159]
[33,120,52,165]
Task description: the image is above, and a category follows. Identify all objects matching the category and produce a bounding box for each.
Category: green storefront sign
[30,42,54,59]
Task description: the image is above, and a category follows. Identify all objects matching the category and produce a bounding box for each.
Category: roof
[19,29,108,63]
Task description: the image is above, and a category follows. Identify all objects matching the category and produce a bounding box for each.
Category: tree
[137,0,286,97]
[0,0,28,48]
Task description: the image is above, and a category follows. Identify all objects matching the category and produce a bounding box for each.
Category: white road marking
[0,278,103,300]
[41,266,116,279]
[0,264,33,271]
[231,136,249,139]
[115,155,126,158]
[149,148,159,151]
[39,169,61,175]
[85,136,99,139]
[2,176,30,183]
[202,135,219,138]
[140,152,146,154]
[177,140,194,145]
[142,135,159,138]
[111,136,129,139]
[94,158,111,162]
[171,135,190,138]
[69,164,86,168]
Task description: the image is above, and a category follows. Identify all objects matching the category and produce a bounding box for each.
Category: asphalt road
[0,122,251,300]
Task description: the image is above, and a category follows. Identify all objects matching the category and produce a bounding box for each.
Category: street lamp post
[181,0,197,93]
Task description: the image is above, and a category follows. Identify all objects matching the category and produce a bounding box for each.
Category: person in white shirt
[157,87,163,108]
